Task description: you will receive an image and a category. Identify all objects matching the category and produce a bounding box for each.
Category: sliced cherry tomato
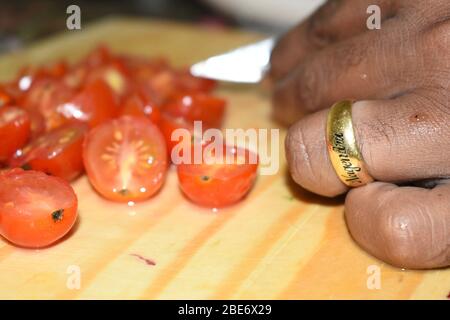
[0,168,78,248]
[147,69,178,103]
[164,92,226,128]
[83,116,168,202]
[82,45,113,68]
[175,70,217,93]
[85,59,131,98]
[0,86,13,108]
[27,110,46,139]
[63,62,89,90]
[46,60,68,78]
[10,123,87,181]
[119,91,161,124]
[159,113,197,156]
[21,77,75,130]
[177,144,258,207]
[125,55,169,80]
[0,107,30,163]
[59,79,119,128]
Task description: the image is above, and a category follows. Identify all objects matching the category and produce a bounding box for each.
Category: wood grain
[0,18,448,300]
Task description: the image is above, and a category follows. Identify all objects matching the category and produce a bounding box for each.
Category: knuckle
[307,0,341,47]
[333,39,366,69]
[270,38,290,73]
[421,18,450,57]
[285,121,315,187]
[293,65,320,112]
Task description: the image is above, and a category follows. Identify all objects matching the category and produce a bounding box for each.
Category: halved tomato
[10,123,87,181]
[177,144,258,207]
[58,79,118,128]
[85,59,131,98]
[159,113,196,157]
[21,77,75,130]
[163,92,226,128]
[119,91,161,124]
[27,110,46,139]
[0,106,30,163]
[0,86,13,108]
[175,69,217,93]
[82,45,113,68]
[0,168,78,248]
[83,116,168,202]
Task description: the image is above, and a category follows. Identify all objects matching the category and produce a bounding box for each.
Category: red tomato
[10,123,87,181]
[85,59,131,98]
[177,144,258,207]
[164,92,226,128]
[46,60,68,78]
[83,45,113,67]
[63,62,89,90]
[21,77,75,130]
[159,113,197,156]
[14,66,49,93]
[176,70,217,93]
[0,168,78,248]
[27,110,46,139]
[60,79,119,128]
[0,86,13,108]
[0,107,30,163]
[83,116,168,202]
[119,91,161,124]
[147,70,178,103]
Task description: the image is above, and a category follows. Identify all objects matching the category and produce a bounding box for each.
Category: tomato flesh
[59,79,119,128]
[0,86,13,108]
[83,116,168,202]
[119,91,161,124]
[159,112,199,157]
[10,123,87,181]
[177,145,258,207]
[0,168,78,248]
[0,106,31,163]
[163,92,226,128]
[21,77,75,131]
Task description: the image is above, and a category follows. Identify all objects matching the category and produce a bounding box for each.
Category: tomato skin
[83,45,112,67]
[21,77,75,131]
[0,168,78,248]
[83,116,168,202]
[163,92,226,128]
[9,123,87,181]
[86,60,131,99]
[119,91,161,124]
[0,107,31,163]
[177,145,258,208]
[175,70,217,93]
[0,86,13,108]
[60,79,119,128]
[27,110,46,139]
[159,113,196,156]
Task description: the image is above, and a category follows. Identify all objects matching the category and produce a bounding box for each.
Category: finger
[285,92,450,197]
[345,181,450,269]
[272,16,420,125]
[270,0,397,81]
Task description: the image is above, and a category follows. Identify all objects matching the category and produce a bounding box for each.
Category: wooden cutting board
[0,18,448,300]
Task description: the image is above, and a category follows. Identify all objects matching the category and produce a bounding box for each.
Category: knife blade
[190,37,275,84]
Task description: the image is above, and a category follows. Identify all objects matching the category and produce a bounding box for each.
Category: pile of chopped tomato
[0,46,258,248]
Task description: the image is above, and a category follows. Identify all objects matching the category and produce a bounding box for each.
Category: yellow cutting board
[0,18,448,300]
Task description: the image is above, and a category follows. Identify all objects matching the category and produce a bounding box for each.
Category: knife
[190,37,275,84]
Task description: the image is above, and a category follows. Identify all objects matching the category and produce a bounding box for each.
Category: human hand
[270,0,450,269]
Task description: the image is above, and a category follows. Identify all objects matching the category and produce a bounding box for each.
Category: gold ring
[326,100,374,187]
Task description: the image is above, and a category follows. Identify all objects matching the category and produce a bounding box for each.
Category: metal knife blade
[190,37,275,84]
